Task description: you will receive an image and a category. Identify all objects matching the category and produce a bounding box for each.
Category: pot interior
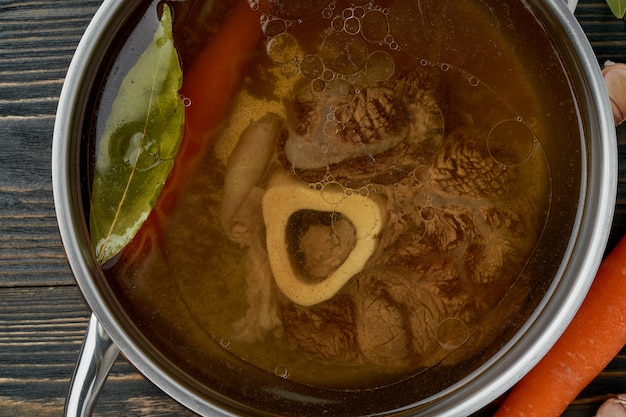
[64,0,608,415]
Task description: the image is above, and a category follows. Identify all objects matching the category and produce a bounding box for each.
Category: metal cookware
[53,0,616,415]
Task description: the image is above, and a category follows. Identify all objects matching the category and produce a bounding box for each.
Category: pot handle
[564,0,579,13]
[64,313,120,417]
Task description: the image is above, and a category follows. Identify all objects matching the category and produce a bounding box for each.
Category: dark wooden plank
[1,284,622,417]
[0,0,103,287]
[0,0,624,415]
[576,0,626,64]
[0,1,102,118]
[0,186,73,287]
[0,1,191,413]
[0,285,196,416]
[604,123,626,251]
[0,118,56,187]
[577,0,626,252]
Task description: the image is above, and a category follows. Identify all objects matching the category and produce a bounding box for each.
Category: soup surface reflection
[90,0,581,405]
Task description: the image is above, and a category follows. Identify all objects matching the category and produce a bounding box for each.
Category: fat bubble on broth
[101,0,568,392]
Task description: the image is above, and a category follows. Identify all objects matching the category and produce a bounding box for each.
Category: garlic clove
[602,62,626,126]
[596,395,626,417]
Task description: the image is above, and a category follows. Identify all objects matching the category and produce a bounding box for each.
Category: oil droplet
[123,132,162,171]
[437,318,469,350]
[321,181,345,204]
[365,50,395,82]
[282,61,298,75]
[361,10,389,43]
[320,32,368,75]
[331,16,344,31]
[344,16,360,34]
[262,18,286,37]
[266,33,299,64]
[301,54,324,79]
[420,206,436,221]
[275,365,289,379]
[323,120,339,136]
[311,78,326,92]
[412,165,432,183]
[220,338,231,350]
[353,6,365,18]
[487,119,536,166]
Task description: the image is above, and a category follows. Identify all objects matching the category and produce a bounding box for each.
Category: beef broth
[93,0,580,405]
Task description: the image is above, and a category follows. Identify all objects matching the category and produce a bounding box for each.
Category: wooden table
[1,0,626,415]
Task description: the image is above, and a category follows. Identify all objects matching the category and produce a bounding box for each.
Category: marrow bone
[263,170,386,306]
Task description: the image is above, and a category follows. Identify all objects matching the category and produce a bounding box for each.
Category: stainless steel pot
[53,0,616,415]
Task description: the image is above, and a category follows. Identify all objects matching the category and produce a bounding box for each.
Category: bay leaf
[90,4,184,265]
[606,0,626,19]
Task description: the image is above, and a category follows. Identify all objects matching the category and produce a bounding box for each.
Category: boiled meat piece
[277,69,445,187]
[222,65,549,371]
[278,124,547,368]
[280,267,444,367]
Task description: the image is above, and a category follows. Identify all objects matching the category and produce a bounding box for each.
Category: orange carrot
[495,234,626,417]
[157,0,263,215]
[118,0,263,263]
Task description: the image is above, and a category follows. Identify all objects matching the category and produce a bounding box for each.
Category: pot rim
[426,1,618,414]
[52,0,617,415]
[51,1,226,415]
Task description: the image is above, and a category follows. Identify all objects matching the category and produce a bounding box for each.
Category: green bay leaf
[606,0,626,19]
[90,5,184,265]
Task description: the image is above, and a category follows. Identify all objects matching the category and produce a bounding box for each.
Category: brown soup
[83,0,581,414]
